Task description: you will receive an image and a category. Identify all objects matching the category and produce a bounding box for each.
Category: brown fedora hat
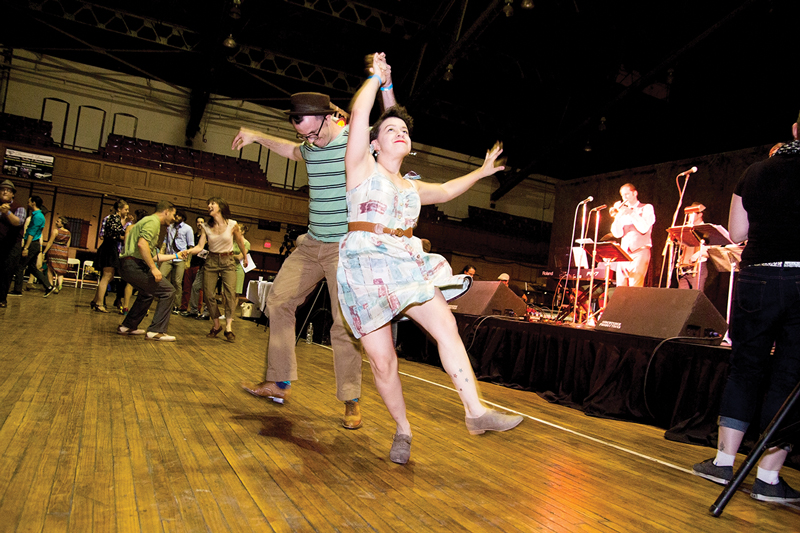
[0,179,15,193]
[284,92,336,117]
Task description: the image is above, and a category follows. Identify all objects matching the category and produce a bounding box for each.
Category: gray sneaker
[751,477,800,503]
[692,458,732,485]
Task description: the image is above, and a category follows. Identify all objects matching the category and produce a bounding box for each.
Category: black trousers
[14,240,51,293]
[0,241,21,302]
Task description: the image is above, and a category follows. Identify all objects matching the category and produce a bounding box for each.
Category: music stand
[668,224,734,247]
[589,242,632,316]
[667,225,703,247]
[691,223,734,246]
[667,224,734,287]
[708,245,743,344]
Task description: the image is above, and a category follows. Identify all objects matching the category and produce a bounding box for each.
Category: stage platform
[397,314,799,466]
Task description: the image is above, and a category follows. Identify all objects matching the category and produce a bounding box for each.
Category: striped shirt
[300,125,349,242]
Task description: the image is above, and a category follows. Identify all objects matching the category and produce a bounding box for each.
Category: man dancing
[235,70,397,430]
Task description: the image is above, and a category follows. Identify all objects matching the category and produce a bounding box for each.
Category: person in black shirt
[693,112,800,503]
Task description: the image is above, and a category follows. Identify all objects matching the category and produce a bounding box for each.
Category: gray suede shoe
[389,433,412,464]
[465,409,523,435]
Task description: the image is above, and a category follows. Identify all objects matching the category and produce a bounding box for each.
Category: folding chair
[61,258,81,288]
[80,260,99,289]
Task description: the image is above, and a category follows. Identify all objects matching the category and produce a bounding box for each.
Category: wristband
[175,252,179,259]
[380,83,393,91]
[368,74,383,85]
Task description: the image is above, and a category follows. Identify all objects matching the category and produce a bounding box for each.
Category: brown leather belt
[208,251,233,256]
[348,221,413,238]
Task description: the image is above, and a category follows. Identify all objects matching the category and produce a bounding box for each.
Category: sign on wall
[2,148,55,181]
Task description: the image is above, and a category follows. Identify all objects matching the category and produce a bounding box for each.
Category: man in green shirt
[118,200,180,341]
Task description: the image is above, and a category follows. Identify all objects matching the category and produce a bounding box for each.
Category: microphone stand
[585,207,603,327]
[561,203,583,310]
[572,201,590,324]
[660,170,693,288]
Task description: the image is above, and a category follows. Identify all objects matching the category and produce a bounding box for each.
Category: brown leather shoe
[241,381,291,404]
[207,325,223,338]
[342,400,362,429]
[224,330,235,342]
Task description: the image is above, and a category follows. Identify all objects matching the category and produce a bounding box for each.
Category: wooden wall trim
[0,141,309,226]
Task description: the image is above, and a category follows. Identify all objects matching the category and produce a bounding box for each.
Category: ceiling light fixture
[584,140,592,152]
[443,64,454,82]
[520,0,534,9]
[223,34,237,48]
[503,0,514,17]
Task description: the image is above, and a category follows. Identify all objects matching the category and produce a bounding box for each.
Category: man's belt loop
[348,221,413,238]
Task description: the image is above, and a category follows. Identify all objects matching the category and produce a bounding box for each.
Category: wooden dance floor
[1,288,798,532]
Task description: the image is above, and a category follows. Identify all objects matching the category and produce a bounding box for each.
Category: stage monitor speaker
[448,281,526,317]
[595,287,728,341]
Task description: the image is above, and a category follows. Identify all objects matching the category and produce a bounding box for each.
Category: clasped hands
[365,52,392,89]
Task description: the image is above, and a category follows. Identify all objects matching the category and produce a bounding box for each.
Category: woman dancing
[233,223,251,294]
[337,53,522,464]
[43,216,71,292]
[91,199,128,312]
[185,197,249,342]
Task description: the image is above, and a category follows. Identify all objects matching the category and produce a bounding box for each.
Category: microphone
[678,166,698,176]
[590,204,607,212]
[578,196,593,205]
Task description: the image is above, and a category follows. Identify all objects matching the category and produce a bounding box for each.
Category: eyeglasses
[295,118,326,142]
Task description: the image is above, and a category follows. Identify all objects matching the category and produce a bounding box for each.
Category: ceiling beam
[26,0,362,93]
[407,0,503,105]
[282,0,423,40]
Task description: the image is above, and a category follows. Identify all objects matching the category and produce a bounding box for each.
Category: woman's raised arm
[345,53,388,190]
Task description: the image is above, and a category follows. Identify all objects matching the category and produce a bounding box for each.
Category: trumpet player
[611,183,656,287]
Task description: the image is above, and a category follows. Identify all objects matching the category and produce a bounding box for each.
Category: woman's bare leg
[360,324,411,436]
[123,283,133,309]
[404,291,487,418]
[92,268,115,307]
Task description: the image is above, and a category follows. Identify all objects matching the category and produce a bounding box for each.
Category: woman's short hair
[369,105,414,143]
[113,199,128,212]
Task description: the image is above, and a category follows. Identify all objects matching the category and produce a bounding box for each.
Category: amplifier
[595,287,727,341]
[448,281,527,317]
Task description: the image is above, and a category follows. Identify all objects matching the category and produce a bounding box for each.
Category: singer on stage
[610,183,655,287]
